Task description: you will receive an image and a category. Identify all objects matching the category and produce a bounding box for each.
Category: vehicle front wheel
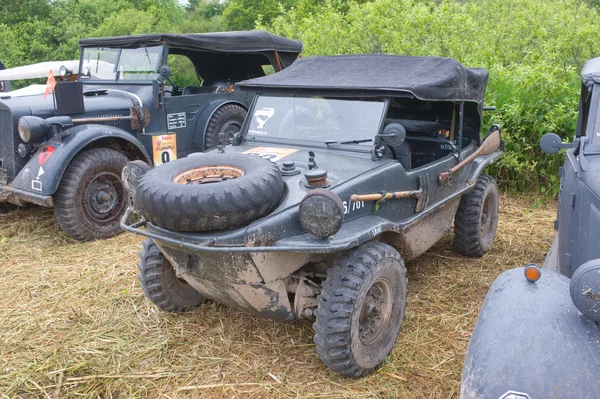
[454,174,499,257]
[313,241,408,377]
[138,238,204,312]
[54,148,129,241]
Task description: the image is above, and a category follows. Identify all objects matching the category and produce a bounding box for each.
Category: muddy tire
[135,153,284,232]
[138,238,204,312]
[454,174,499,257]
[313,241,408,377]
[54,148,128,241]
[204,104,247,150]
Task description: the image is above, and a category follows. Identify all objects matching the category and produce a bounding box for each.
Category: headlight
[298,189,344,238]
[59,65,72,78]
[18,116,49,143]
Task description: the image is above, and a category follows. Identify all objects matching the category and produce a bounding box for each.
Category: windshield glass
[247,95,386,146]
[80,46,164,81]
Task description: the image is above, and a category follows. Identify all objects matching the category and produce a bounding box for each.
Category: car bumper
[0,183,53,207]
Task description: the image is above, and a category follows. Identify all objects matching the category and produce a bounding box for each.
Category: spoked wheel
[138,238,204,312]
[313,241,408,377]
[454,174,499,257]
[54,148,129,241]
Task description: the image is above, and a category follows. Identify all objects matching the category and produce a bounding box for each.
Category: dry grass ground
[0,194,556,399]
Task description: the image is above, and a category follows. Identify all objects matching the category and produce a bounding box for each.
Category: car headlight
[59,65,72,78]
[18,116,50,143]
[298,189,344,238]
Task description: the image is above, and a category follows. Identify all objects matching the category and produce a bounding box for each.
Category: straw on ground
[0,194,555,398]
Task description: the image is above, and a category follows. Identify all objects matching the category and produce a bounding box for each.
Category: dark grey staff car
[121,55,503,376]
[0,30,302,241]
[461,57,600,399]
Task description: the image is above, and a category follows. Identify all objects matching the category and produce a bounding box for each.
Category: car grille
[0,105,18,183]
[74,113,131,131]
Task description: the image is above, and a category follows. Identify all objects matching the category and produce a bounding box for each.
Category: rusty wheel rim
[172,165,245,185]
[480,195,493,237]
[358,279,393,346]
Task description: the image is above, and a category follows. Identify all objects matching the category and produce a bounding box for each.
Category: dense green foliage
[1,0,599,191]
[263,0,600,192]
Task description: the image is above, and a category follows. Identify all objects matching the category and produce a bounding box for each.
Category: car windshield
[246,95,386,146]
[80,46,164,81]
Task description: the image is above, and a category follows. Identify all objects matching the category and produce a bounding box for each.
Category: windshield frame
[240,94,390,152]
[77,45,167,85]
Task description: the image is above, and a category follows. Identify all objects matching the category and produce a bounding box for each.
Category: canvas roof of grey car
[79,30,303,54]
[581,57,600,86]
[238,55,489,103]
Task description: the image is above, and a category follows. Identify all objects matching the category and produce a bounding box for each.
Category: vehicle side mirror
[377,123,406,147]
[159,65,171,80]
[540,132,578,154]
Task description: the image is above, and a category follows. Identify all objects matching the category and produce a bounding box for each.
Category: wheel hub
[359,279,393,346]
[480,196,493,236]
[173,165,245,185]
[85,172,124,222]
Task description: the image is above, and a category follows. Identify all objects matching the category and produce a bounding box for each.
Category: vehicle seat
[395,140,411,170]
[182,86,219,95]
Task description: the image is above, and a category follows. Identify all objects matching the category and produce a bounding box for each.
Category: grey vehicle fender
[192,98,247,150]
[9,124,151,196]
[461,267,600,399]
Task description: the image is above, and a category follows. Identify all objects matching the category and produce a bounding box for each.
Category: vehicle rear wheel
[313,241,408,377]
[138,238,204,312]
[203,104,247,150]
[454,174,499,257]
[54,148,129,241]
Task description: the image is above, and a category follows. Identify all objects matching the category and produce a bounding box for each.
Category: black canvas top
[79,30,303,54]
[581,57,600,86]
[238,55,489,103]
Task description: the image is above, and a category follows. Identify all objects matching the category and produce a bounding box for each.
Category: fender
[461,267,600,399]
[192,98,247,151]
[8,124,151,197]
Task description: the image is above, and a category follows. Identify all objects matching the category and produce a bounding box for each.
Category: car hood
[222,141,393,184]
[0,84,153,121]
[155,141,405,247]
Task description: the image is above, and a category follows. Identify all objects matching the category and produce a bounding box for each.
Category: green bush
[262,0,600,191]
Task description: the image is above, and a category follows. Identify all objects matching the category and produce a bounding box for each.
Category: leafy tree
[223,0,296,30]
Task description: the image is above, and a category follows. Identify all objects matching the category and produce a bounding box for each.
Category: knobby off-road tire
[138,238,204,312]
[54,148,129,241]
[203,104,247,150]
[313,241,408,377]
[136,153,284,232]
[454,174,499,257]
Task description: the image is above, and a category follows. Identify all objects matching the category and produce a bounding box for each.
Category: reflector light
[524,264,541,282]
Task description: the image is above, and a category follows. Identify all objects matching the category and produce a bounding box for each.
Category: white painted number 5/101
[342,200,365,215]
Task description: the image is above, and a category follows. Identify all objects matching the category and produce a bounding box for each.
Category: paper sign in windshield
[249,107,275,135]
[242,147,298,161]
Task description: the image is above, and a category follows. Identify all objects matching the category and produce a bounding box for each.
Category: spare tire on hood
[135,153,284,232]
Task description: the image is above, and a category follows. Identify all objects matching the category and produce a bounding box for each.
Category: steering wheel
[164,77,178,95]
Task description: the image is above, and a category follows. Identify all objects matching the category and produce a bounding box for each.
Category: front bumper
[0,183,53,207]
